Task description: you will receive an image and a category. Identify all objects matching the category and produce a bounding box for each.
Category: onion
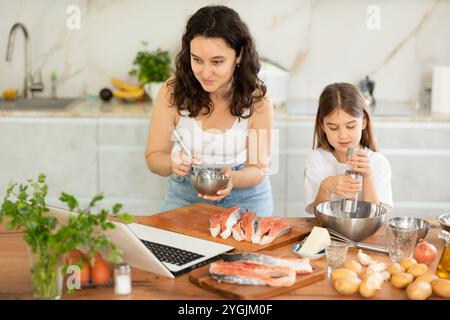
[413,240,437,266]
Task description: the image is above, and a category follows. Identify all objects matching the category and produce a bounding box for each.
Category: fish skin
[209,261,296,287]
[211,274,266,286]
[222,252,313,274]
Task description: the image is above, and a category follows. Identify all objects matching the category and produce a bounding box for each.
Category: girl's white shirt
[304,147,393,214]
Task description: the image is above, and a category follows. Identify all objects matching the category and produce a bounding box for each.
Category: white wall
[1,0,449,103]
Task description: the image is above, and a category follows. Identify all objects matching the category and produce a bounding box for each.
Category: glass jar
[114,263,132,295]
[27,246,63,300]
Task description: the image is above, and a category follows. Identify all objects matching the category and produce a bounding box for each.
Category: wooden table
[0,203,445,300]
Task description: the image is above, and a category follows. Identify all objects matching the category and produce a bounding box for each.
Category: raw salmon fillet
[209,261,296,287]
[232,212,257,241]
[222,252,313,274]
[260,219,292,245]
[251,217,292,244]
[209,206,241,239]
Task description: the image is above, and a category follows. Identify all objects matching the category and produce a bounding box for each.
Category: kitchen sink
[0,97,80,111]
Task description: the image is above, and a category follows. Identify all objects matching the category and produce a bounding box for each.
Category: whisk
[327,228,389,254]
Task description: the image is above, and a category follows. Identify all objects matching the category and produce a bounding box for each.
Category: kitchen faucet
[5,22,44,98]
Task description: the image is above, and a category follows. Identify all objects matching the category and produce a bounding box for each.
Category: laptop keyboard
[140,239,205,266]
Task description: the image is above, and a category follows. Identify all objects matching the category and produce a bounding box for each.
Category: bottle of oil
[436,230,450,279]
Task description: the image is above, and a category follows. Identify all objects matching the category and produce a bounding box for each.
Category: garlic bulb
[381,271,391,281]
[357,249,374,266]
[367,262,386,273]
[364,272,383,290]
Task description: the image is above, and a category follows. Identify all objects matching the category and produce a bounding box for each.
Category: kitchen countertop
[1,97,450,122]
[0,203,446,300]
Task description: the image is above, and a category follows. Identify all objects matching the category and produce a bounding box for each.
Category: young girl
[145,6,273,216]
[304,82,393,214]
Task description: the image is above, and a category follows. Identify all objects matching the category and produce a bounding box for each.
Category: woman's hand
[348,149,372,178]
[324,175,362,199]
[171,150,200,176]
[199,167,234,201]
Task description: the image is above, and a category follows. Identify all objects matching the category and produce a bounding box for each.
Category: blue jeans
[160,164,273,216]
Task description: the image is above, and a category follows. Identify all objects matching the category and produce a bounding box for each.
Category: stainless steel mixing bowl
[315,200,388,242]
[190,168,230,196]
[388,216,430,242]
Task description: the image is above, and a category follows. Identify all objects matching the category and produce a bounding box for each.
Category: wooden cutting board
[135,203,311,252]
[188,260,326,300]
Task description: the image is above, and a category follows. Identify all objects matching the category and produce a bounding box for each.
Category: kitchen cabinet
[0,117,97,205]
[1,109,450,218]
[97,118,167,214]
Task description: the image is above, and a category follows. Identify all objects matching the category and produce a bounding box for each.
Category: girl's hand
[325,175,362,199]
[171,150,200,176]
[199,167,234,201]
[348,149,372,177]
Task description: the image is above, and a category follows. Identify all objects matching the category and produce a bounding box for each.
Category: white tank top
[174,109,249,168]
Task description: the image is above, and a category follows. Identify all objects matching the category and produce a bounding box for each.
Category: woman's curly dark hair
[168,5,266,119]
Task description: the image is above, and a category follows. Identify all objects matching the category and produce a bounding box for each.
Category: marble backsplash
[0,0,449,104]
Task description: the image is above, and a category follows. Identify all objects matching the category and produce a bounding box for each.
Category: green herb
[0,174,134,298]
[129,41,172,83]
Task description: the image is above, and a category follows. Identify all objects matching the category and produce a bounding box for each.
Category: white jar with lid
[114,263,132,295]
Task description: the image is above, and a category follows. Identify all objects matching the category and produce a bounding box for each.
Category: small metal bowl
[190,168,230,196]
[292,238,326,260]
[438,213,450,232]
[388,216,430,242]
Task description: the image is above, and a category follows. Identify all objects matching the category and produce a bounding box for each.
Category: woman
[145,5,274,216]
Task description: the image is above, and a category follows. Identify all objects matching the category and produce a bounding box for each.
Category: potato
[390,272,414,289]
[400,257,417,270]
[331,268,358,282]
[407,263,429,278]
[431,279,450,298]
[359,279,377,298]
[387,263,404,275]
[415,273,439,284]
[334,276,361,295]
[344,260,364,276]
[406,281,432,300]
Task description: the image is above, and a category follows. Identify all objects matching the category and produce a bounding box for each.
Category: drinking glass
[386,220,418,263]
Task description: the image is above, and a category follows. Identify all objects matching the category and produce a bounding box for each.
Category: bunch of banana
[112,77,145,100]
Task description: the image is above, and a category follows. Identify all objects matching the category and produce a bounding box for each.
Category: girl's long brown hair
[168,5,266,119]
[313,83,377,151]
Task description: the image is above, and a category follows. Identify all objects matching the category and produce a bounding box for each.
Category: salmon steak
[251,217,292,244]
[209,208,292,244]
[231,212,257,241]
[222,252,313,274]
[209,206,241,239]
[209,261,296,287]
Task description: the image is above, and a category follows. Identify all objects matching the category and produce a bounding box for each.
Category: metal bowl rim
[314,208,387,221]
[438,213,450,227]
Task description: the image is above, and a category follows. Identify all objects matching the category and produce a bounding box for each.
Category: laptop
[46,205,234,279]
